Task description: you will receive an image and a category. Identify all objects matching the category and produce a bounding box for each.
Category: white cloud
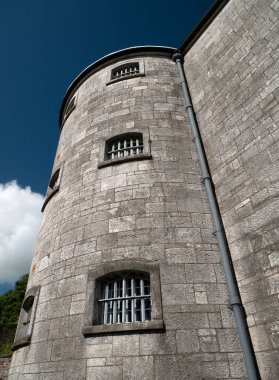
[0,181,43,284]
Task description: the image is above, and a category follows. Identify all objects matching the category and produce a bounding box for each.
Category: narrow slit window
[12,286,40,350]
[41,165,63,212]
[22,296,34,334]
[49,168,60,190]
[63,96,76,122]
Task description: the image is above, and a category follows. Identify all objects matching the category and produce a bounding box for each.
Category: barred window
[107,134,143,160]
[100,273,151,325]
[83,260,163,335]
[107,61,144,85]
[41,165,63,212]
[111,63,139,80]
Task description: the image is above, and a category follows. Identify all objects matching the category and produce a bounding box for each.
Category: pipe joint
[229,295,242,307]
[185,104,192,111]
[213,228,224,236]
[202,176,211,184]
[172,52,183,62]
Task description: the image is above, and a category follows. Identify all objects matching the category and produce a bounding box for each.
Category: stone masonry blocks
[9,42,253,379]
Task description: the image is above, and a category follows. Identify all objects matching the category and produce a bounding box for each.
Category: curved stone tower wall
[9,49,245,379]
[183,0,279,378]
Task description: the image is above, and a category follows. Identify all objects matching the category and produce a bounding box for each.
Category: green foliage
[0,274,28,355]
[0,274,28,324]
[0,340,13,355]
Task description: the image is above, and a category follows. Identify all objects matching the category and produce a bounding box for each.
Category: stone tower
[8,0,279,379]
[8,46,246,379]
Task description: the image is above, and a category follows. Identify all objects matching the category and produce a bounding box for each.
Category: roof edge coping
[59,46,176,128]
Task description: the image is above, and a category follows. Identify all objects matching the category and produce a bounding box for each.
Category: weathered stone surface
[123,356,154,380]
[112,335,140,357]
[10,7,279,375]
[184,0,279,376]
[176,330,200,353]
[87,365,122,380]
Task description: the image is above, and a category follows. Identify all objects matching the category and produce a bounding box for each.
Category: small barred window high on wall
[107,134,143,160]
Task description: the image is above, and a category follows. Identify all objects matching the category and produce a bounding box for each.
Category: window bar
[130,138,134,155]
[113,281,117,324]
[136,138,139,155]
[117,141,121,158]
[111,143,115,160]
[131,278,135,322]
[140,279,145,322]
[104,284,109,324]
[117,299,121,323]
[124,139,127,156]
[122,278,126,323]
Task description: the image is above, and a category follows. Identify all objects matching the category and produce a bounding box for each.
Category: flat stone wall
[184,0,279,378]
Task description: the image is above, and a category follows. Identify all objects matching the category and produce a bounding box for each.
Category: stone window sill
[106,73,145,86]
[83,320,164,336]
[98,154,152,169]
[12,337,31,351]
[41,186,59,212]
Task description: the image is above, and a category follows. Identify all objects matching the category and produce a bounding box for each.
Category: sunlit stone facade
[8,1,279,379]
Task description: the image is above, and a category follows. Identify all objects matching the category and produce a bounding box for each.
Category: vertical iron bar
[131,278,135,322]
[117,141,121,158]
[104,284,109,324]
[140,279,145,322]
[111,143,115,160]
[124,139,127,156]
[122,278,126,323]
[113,281,117,324]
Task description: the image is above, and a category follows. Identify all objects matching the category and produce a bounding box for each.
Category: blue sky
[0,0,215,292]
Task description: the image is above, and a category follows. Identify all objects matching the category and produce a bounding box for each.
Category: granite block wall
[9,50,245,379]
[184,0,279,378]
[0,356,11,379]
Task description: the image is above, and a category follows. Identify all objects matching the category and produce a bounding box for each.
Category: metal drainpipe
[172,52,261,380]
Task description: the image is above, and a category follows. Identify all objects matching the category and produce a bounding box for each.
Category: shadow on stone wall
[0,325,16,379]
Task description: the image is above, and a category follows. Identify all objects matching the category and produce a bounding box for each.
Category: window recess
[107,61,145,85]
[112,63,139,80]
[98,130,152,169]
[62,95,76,125]
[12,286,40,350]
[41,164,63,212]
[83,260,163,335]
[108,134,143,160]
